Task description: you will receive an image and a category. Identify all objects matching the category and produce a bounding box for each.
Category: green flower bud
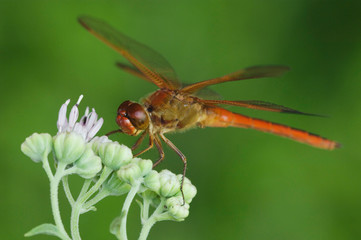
[132,158,153,177]
[117,162,141,184]
[88,136,111,155]
[103,173,131,196]
[21,133,52,163]
[158,170,180,198]
[176,175,197,204]
[53,132,86,164]
[98,142,132,170]
[165,196,190,220]
[73,147,102,179]
[144,170,161,193]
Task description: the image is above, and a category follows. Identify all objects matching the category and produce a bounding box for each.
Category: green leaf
[24,223,66,239]
[109,216,121,236]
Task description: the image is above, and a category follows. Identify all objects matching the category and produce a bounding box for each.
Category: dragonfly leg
[153,135,165,168]
[159,133,187,205]
[105,129,122,136]
[133,134,154,157]
[131,131,148,150]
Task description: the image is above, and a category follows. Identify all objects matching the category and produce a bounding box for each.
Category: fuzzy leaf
[24,223,65,239]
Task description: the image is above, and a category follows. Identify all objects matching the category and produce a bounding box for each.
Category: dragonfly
[78,16,340,195]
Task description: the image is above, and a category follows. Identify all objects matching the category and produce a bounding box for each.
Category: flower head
[165,196,190,221]
[21,133,52,162]
[57,95,103,142]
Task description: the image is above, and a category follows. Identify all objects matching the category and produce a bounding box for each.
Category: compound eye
[118,101,132,115]
[127,103,149,130]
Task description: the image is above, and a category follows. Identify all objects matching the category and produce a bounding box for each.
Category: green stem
[50,162,71,240]
[79,179,92,199]
[83,189,110,211]
[142,198,150,222]
[62,176,75,206]
[42,153,53,181]
[138,199,166,240]
[70,179,91,240]
[138,217,156,240]
[117,180,141,240]
[81,167,112,203]
[70,167,112,240]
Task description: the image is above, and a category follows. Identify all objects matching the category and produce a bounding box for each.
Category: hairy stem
[117,180,141,240]
[62,176,75,206]
[138,198,166,240]
[50,162,70,239]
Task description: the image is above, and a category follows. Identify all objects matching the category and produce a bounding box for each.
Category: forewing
[115,62,151,82]
[79,16,181,89]
[181,65,290,93]
[200,99,323,116]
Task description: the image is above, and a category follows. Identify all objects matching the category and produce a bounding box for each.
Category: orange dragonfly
[79,16,340,189]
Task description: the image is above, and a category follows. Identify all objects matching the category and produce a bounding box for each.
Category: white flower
[57,95,103,142]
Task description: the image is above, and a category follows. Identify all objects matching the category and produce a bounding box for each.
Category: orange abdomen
[204,107,340,150]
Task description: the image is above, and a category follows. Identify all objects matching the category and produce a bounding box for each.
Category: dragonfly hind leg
[159,133,187,205]
[153,135,165,168]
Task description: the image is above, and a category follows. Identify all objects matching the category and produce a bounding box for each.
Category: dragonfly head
[116,101,150,136]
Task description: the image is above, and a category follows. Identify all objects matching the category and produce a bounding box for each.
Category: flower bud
[98,142,132,170]
[103,173,131,196]
[73,147,102,179]
[117,162,141,184]
[132,158,153,177]
[158,170,180,198]
[165,196,190,220]
[53,132,86,164]
[21,133,52,163]
[176,175,197,204]
[144,170,161,193]
[88,136,111,155]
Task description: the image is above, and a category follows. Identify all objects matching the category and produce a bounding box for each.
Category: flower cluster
[21,96,196,240]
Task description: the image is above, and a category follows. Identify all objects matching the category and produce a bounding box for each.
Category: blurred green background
[1,1,361,239]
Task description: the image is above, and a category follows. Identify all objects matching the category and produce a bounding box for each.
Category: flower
[53,132,86,164]
[144,170,180,198]
[102,173,131,196]
[21,133,52,162]
[57,95,103,142]
[73,147,102,179]
[116,158,152,184]
[176,175,197,204]
[89,136,112,154]
[165,196,190,220]
[98,141,133,170]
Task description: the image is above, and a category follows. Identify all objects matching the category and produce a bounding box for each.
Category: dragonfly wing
[115,62,151,82]
[182,65,290,93]
[79,16,181,89]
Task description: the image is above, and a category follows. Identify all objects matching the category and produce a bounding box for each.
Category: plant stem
[138,199,166,240]
[81,167,112,203]
[70,201,82,240]
[83,189,110,211]
[42,153,53,181]
[138,217,156,240]
[62,176,75,206]
[117,180,141,240]
[70,167,112,240]
[142,198,150,222]
[50,162,70,240]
